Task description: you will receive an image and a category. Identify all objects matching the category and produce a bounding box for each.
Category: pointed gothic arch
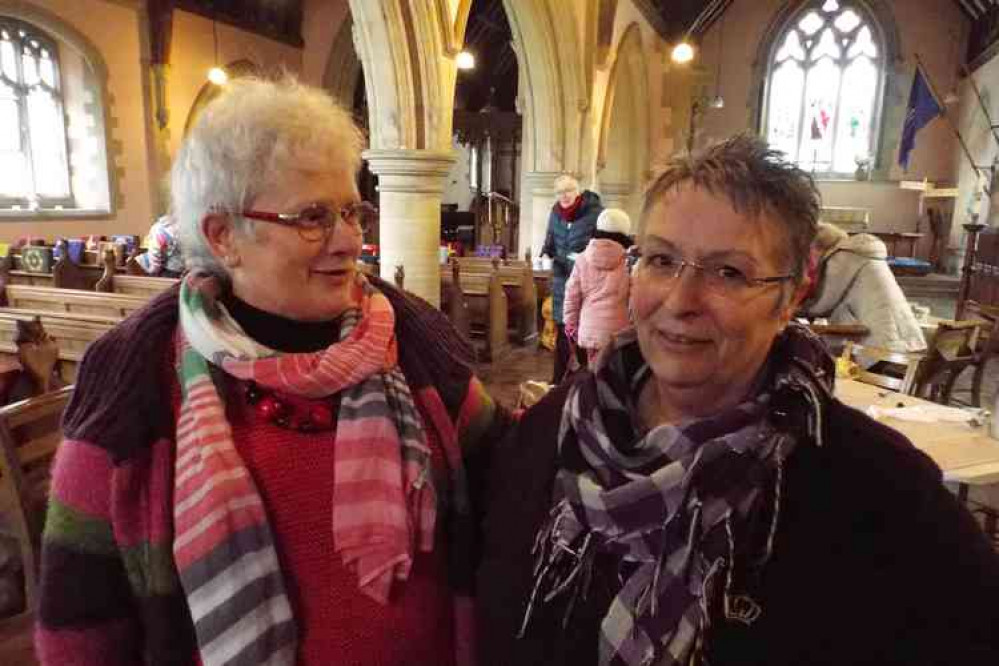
[597,23,650,220]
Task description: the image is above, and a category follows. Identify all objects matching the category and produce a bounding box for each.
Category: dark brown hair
[640,134,820,282]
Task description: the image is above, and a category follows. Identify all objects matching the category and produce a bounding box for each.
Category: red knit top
[186,385,456,666]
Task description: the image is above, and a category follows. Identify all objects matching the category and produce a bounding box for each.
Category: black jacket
[477,380,999,666]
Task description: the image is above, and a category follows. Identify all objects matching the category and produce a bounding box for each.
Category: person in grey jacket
[801,222,926,354]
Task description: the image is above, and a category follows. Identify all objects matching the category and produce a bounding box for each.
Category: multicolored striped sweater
[36,279,510,666]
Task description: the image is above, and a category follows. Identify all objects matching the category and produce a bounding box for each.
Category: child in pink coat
[563,208,633,363]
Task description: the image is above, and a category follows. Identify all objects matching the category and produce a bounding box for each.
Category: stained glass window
[0,19,71,205]
[762,1,883,175]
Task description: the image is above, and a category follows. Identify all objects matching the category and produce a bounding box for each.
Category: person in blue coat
[540,174,602,383]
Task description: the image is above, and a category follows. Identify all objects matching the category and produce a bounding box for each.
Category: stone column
[520,171,561,260]
[596,181,632,211]
[364,149,455,307]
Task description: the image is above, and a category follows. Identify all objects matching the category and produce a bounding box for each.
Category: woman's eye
[715,265,748,282]
[299,206,331,226]
[650,255,678,269]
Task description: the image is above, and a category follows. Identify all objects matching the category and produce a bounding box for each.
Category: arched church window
[761,0,884,175]
[0,18,72,208]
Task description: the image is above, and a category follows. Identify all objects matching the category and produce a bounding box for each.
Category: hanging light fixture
[709,12,725,108]
[456,50,476,70]
[671,41,695,64]
[207,6,228,86]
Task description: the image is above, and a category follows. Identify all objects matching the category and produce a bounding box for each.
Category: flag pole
[913,53,979,174]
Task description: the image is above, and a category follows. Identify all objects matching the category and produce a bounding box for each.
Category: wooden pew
[99,273,178,298]
[4,285,147,319]
[0,243,116,291]
[441,257,537,345]
[0,309,117,382]
[440,259,509,362]
[0,385,74,621]
[442,260,471,341]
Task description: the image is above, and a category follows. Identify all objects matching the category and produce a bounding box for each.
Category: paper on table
[866,404,977,423]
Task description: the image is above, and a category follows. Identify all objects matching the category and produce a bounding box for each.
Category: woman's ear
[201,213,241,267]
[777,280,810,328]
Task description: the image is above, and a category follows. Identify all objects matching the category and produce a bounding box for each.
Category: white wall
[443,136,475,210]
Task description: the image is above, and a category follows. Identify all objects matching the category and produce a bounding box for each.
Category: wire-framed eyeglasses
[239,201,377,242]
[635,252,795,299]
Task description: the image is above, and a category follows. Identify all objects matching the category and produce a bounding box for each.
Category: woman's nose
[323,221,361,253]
[662,264,705,314]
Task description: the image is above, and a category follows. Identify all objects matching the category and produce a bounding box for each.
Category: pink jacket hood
[562,238,631,351]
[585,238,626,270]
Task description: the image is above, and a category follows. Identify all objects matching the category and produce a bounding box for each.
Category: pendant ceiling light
[207,6,227,86]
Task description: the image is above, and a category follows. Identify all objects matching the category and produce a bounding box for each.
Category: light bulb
[456,51,475,70]
[671,42,695,64]
[208,66,228,86]
[709,95,725,109]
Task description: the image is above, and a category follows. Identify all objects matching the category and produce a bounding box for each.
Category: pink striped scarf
[174,272,436,666]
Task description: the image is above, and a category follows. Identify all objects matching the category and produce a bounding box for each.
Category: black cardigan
[477,380,999,666]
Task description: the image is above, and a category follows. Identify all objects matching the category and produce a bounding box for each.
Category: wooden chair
[941,301,999,408]
[0,386,73,621]
[915,320,983,405]
[806,322,870,357]
[841,342,923,394]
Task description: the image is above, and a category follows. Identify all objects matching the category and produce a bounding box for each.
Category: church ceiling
[631,0,733,44]
[173,0,303,46]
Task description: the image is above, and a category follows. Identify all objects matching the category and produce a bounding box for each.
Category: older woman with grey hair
[36,77,509,666]
[478,135,999,666]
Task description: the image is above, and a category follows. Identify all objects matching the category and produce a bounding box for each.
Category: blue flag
[898,67,942,170]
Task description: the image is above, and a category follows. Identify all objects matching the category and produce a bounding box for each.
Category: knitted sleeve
[35,438,142,665]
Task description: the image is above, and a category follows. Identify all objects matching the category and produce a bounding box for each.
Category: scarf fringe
[521,326,834,666]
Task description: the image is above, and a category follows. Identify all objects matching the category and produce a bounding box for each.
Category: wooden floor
[2,332,995,665]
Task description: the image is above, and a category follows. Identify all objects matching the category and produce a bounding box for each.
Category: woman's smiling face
[224,168,364,322]
[632,185,800,419]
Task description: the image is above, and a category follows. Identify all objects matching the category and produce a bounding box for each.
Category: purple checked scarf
[521,323,833,666]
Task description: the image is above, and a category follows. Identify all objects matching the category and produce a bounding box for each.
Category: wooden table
[835,378,999,491]
[870,231,923,258]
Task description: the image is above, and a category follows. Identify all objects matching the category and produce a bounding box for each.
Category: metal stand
[956,220,986,320]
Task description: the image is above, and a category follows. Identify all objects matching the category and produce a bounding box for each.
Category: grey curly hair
[171,76,365,277]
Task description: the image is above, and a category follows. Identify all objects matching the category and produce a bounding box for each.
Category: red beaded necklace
[245,381,336,433]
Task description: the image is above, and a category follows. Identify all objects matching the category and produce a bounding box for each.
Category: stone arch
[502,0,587,175]
[182,60,261,136]
[322,14,361,109]
[349,0,456,151]
[597,23,649,222]
[595,0,618,68]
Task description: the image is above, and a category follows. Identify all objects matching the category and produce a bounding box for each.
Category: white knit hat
[596,208,631,235]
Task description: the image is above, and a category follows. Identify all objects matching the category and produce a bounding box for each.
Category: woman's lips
[312,266,353,279]
[655,330,712,348]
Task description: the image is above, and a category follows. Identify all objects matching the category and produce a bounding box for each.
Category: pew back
[104,274,178,298]
[5,285,146,319]
[0,309,117,382]
[0,385,74,620]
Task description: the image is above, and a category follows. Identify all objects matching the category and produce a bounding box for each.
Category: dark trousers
[552,323,587,384]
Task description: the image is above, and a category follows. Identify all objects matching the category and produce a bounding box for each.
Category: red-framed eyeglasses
[239,201,377,241]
